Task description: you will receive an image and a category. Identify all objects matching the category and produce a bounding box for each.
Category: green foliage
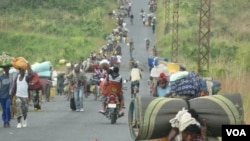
[156,0,250,75]
[0,0,116,69]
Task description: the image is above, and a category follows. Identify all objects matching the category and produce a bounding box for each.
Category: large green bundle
[0,52,13,67]
[189,93,244,136]
[128,93,244,141]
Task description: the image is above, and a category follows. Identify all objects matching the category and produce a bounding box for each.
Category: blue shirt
[156,83,171,97]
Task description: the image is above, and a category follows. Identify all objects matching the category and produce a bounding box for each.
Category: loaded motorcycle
[100,81,127,124]
[102,93,123,124]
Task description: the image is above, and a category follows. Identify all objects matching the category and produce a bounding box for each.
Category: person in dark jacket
[0,66,12,128]
[57,73,65,95]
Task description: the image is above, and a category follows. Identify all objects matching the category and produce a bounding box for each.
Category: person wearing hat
[0,65,12,128]
[153,72,171,97]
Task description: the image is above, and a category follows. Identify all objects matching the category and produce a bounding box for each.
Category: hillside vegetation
[0,0,117,68]
[155,0,250,123]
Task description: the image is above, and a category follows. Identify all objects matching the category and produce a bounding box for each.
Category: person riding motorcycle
[129,63,142,97]
[99,66,124,116]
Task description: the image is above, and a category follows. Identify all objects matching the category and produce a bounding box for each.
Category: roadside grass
[0,0,117,68]
[218,73,250,124]
[155,0,250,124]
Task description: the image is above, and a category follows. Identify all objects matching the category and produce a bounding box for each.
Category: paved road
[0,0,155,141]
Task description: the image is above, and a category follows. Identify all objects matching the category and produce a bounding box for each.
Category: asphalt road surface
[0,0,156,141]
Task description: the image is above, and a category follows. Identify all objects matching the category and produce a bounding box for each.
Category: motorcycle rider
[129,63,142,98]
[99,66,124,116]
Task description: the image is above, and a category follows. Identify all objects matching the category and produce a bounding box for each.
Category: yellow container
[50,87,56,98]
[158,61,180,74]
[59,59,66,64]
[167,62,180,74]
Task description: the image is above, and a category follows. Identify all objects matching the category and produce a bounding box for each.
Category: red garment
[102,81,122,97]
[28,72,42,90]
[159,72,166,79]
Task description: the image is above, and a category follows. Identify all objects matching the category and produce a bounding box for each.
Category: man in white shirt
[129,63,142,97]
[13,68,31,128]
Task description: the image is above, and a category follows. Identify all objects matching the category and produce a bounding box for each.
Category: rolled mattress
[128,93,244,140]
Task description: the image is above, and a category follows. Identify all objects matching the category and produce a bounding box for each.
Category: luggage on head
[12,57,29,70]
[0,52,13,67]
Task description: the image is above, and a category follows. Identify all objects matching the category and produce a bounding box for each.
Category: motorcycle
[131,80,139,98]
[103,93,122,124]
[101,82,127,124]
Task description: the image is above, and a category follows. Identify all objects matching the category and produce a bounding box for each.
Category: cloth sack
[170,72,201,98]
[12,57,28,70]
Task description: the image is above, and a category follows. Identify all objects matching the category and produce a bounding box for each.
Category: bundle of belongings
[168,71,202,99]
[128,93,244,140]
[0,52,13,67]
[12,57,29,70]
[165,71,221,99]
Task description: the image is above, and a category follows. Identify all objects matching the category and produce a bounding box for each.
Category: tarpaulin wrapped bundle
[200,77,221,95]
[128,93,244,140]
[12,57,29,70]
[148,57,158,68]
[30,61,52,78]
[38,71,52,78]
[31,61,52,73]
[0,52,13,67]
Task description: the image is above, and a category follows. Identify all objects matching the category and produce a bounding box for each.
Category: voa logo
[226,129,246,136]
